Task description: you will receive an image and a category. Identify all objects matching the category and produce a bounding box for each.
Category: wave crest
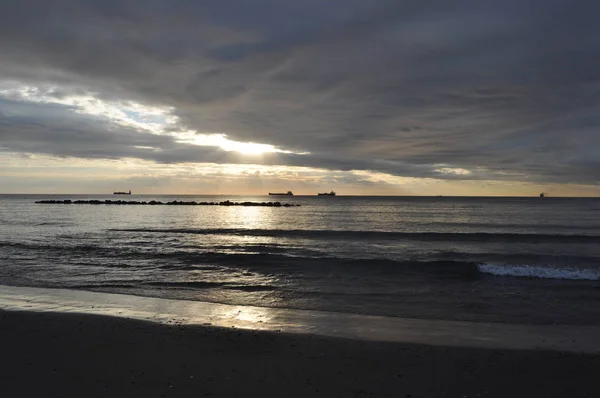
[110,228,600,243]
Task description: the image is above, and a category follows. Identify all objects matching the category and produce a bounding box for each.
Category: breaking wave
[478,263,600,281]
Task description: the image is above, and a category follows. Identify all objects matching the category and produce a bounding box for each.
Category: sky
[1,0,599,196]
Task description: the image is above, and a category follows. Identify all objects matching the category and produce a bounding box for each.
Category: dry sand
[1,310,598,397]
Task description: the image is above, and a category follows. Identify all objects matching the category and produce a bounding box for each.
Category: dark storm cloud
[0,0,599,184]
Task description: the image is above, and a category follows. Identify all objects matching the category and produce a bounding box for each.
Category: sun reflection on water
[166,205,288,315]
[235,206,272,230]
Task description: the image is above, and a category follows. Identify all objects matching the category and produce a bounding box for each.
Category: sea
[1,194,599,326]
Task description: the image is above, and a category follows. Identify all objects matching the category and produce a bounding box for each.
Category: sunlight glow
[0,82,176,133]
[172,132,291,155]
[0,80,307,156]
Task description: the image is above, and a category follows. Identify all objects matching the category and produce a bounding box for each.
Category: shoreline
[2,284,599,354]
[2,309,599,397]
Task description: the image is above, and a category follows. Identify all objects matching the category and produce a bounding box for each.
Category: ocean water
[1,194,599,325]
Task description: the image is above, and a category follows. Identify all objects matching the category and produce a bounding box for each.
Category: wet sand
[1,310,598,397]
[3,285,599,353]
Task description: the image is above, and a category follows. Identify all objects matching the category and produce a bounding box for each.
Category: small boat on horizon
[114,190,131,195]
[317,191,336,196]
[269,191,294,196]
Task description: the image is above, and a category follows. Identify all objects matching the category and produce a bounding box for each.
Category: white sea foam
[478,263,600,280]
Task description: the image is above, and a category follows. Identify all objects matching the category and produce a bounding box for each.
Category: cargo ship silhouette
[318,191,336,196]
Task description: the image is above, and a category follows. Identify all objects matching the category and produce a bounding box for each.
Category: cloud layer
[1,0,599,187]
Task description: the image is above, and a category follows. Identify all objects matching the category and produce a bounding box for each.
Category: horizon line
[1,193,598,198]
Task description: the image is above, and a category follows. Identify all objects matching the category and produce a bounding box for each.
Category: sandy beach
[1,309,598,398]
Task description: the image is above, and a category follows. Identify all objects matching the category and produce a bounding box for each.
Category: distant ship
[269,191,293,196]
[114,190,131,195]
[317,191,336,196]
